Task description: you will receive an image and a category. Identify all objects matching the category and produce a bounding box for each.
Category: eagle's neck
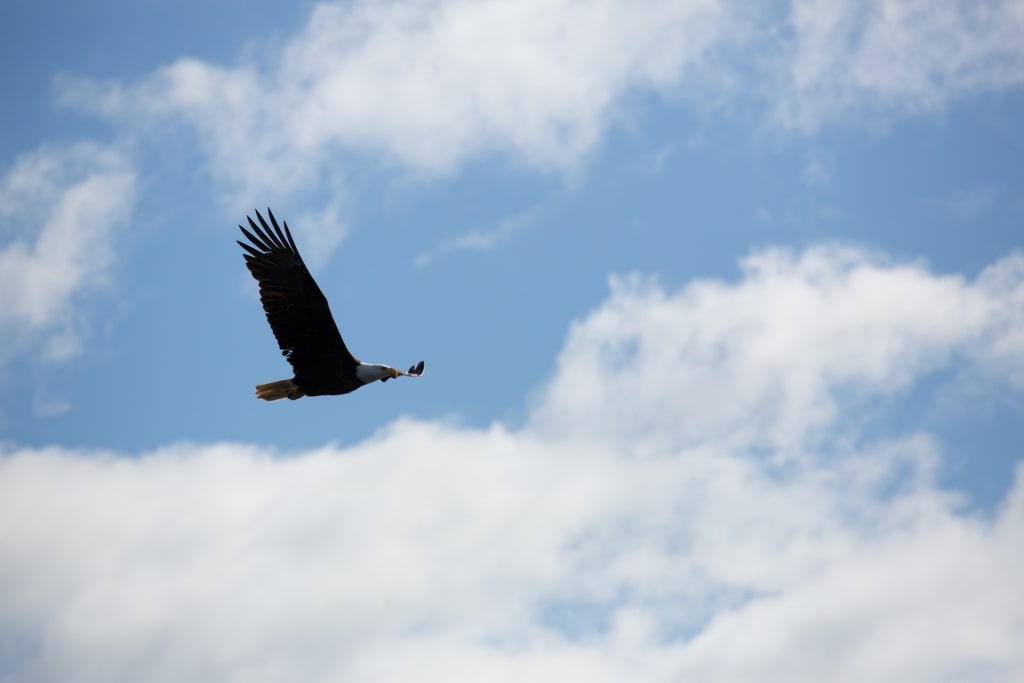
[355,362,394,384]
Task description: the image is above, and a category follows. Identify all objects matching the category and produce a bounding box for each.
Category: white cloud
[772,0,1024,131]
[0,142,136,365]
[61,0,728,205]
[1,245,1023,682]
[58,0,1024,198]
[971,251,1024,388]
[414,206,540,267]
[285,196,352,271]
[533,245,1018,451]
[48,1,1024,272]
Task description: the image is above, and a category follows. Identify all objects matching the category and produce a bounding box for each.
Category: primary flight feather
[237,208,424,400]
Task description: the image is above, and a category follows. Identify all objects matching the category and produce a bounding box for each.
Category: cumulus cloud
[534,245,1023,451]
[2,245,1022,682]
[0,142,136,365]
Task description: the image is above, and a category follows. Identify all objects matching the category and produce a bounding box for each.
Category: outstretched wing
[238,209,358,379]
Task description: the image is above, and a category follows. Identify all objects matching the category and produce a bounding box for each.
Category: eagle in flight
[238,208,424,401]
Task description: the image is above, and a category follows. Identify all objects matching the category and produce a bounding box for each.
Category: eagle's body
[237,209,424,400]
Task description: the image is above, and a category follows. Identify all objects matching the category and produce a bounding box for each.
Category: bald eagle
[238,208,424,401]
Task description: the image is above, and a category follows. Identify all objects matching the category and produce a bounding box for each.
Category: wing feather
[238,209,358,383]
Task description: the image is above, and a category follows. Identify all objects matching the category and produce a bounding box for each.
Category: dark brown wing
[238,209,358,387]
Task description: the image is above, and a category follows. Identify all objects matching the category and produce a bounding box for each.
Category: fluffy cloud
[59,0,1024,201]
[534,246,1023,450]
[771,0,1024,130]
[2,245,1022,682]
[0,143,136,365]
[61,0,728,204]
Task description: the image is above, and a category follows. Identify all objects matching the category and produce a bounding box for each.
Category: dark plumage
[237,208,424,400]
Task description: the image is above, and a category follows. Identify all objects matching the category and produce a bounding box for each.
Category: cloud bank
[2,245,1022,682]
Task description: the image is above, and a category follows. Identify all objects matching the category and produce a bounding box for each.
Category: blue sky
[2,1,1023,680]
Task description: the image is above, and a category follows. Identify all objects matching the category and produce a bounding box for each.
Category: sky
[1,0,1023,680]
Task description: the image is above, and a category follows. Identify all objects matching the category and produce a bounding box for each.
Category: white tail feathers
[254,379,305,401]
